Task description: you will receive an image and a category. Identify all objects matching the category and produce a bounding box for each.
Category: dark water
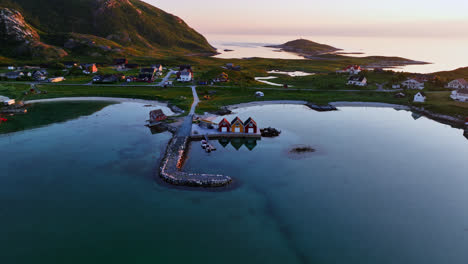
[1,103,468,264]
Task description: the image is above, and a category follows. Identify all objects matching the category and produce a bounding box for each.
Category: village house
[255,91,265,97]
[5,71,24,80]
[151,64,163,74]
[7,66,15,70]
[81,63,98,74]
[178,71,193,82]
[218,118,231,132]
[231,117,245,133]
[214,72,229,82]
[402,79,425,90]
[139,68,157,82]
[347,75,367,86]
[32,70,48,81]
[450,89,468,102]
[149,109,167,123]
[338,65,362,75]
[392,84,401,89]
[414,92,426,103]
[244,117,258,134]
[48,77,65,83]
[447,79,468,89]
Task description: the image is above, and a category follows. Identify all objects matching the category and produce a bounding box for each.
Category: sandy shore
[24,97,167,105]
[330,101,410,110]
[227,100,308,110]
[24,97,176,115]
[227,100,409,110]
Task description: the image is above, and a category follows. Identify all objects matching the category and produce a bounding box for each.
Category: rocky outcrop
[159,136,232,187]
[0,8,67,59]
[305,103,338,112]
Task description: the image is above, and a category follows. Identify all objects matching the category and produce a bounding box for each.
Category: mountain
[266,39,341,56]
[0,0,215,60]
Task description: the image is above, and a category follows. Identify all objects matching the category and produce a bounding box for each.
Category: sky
[146,0,468,37]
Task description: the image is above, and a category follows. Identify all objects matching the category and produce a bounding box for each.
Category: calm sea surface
[208,34,468,74]
[2,103,468,263]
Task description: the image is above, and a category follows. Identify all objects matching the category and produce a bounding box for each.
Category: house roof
[453,79,468,86]
[344,65,361,70]
[231,117,243,125]
[244,117,257,127]
[219,118,230,126]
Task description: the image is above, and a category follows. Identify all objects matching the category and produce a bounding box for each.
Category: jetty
[159,86,232,187]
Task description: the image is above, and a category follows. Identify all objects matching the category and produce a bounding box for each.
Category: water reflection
[218,138,259,151]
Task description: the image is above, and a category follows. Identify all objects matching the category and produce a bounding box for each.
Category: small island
[265,39,341,56]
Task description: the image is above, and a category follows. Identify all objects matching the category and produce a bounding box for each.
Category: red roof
[344,65,361,71]
[456,79,468,86]
[219,118,230,126]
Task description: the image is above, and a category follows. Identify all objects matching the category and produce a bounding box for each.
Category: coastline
[23,97,177,115]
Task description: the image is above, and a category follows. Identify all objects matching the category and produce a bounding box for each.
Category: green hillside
[0,0,215,60]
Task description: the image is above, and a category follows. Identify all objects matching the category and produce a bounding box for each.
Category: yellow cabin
[231,117,245,133]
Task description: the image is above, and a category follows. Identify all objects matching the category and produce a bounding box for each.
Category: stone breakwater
[159,136,232,187]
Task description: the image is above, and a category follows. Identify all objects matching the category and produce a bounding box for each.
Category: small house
[178,71,193,82]
[451,89,468,102]
[5,71,23,79]
[447,79,468,89]
[32,70,48,81]
[149,109,167,123]
[3,99,15,106]
[244,117,258,134]
[413,92,426,103]
[255,91,264,97]
[139,68,157,82]
[231,117,245,133]
[392,84,401,89]
[151,64,163,72]
[402,79,424,90]
[218,118,231,132]
[48,77,65,83]
[7,66,15,70]
[347,75,367,86]
[81,63,98,74]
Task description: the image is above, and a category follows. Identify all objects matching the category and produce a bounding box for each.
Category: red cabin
[218,118,231,132]
[0,117,7,124]
[244,117,258,134]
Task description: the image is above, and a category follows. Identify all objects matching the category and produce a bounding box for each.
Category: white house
[7,66,15,70]
[347,76,367,86]
[447,79,468,89]
[255,91,264,97]
[402,79,424,90]
[450,89,468,102]
[178,71,193,82]
[392,84,401,89]
[413,92,426,103]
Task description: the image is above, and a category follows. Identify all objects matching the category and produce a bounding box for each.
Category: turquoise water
[2,103,468,263]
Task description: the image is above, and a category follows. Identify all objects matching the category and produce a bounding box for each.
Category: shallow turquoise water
[1,103,468,264]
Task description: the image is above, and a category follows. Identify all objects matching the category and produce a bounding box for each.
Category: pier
[159,86,232,187]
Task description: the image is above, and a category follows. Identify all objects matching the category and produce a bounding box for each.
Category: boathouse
[149,109,167,123]
[244,117,258,134]
[218,118,231,132]
[231,117,245,133]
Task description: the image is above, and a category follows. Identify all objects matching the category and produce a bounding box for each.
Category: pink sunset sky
[146,0,468,37]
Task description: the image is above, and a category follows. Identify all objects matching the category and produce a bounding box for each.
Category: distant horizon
[147,0,468,38]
